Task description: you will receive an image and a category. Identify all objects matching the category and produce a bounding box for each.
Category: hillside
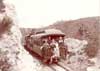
[20,16,100,42]
[43,17,99,38]
[20,16,100,71]
[20,16,100,57]
[41,16,100,58]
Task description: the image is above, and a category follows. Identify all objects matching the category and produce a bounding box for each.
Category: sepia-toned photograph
[0,0,100,71]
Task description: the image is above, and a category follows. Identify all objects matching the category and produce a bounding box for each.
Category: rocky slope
[21,16,100,40]
[0,0,41,71]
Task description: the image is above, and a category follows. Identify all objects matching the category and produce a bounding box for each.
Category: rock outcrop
[0,0,41,71]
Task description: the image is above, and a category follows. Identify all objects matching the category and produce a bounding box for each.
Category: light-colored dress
[51,42,60,58]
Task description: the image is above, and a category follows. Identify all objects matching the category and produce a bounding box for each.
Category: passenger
[58,37,67,60]
[40,39,48,50]
[47,36,52,44]
[58,37,64,46]
[41,39,49,63]
[59,44,68,60]
[50,39,60,63]
[41,39,53,63]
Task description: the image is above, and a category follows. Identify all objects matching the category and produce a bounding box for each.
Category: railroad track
[24,46,73,71]
[57,62,73,71]
[47,62,73,71]
[49,64,66,71]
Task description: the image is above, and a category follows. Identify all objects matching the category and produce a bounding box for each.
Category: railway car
[25,29,68,64]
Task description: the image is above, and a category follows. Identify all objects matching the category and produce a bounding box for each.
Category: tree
[0,16,13,35]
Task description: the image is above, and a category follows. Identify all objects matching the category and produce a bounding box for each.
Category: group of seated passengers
[41,37,67,64]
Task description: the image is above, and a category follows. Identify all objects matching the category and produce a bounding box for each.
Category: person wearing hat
[50,39,60,63]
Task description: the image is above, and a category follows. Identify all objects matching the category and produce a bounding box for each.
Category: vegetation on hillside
[20,16,100,58]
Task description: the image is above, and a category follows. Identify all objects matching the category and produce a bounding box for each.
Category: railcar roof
[31,29,65,38]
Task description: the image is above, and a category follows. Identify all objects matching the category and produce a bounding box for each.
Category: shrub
[0,49,11,71]
[85,46,98,58]
[0,16,13,35]
[85,40,99,58]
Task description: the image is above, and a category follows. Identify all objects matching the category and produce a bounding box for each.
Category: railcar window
[33,39,43,46]
[36,31,45,34]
